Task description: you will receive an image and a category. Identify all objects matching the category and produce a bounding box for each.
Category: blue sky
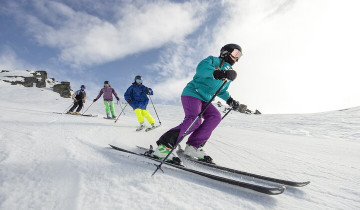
[1,0,360,114]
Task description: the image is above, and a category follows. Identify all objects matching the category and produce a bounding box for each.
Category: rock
[53,81,71,98]
[254,109,262,115]
[32,71,47,88]
[23,77,38,87]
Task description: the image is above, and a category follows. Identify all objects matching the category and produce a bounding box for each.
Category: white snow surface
[0,80,359,210]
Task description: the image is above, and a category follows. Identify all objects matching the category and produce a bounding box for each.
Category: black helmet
[80,85,86,89]
[219,44,242,66]
[104,81,109,85]
[134,75,142,83]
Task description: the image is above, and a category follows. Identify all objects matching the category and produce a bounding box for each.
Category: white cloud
[152,0,360,113]
[8,0,207,68]
[0,47,33,70]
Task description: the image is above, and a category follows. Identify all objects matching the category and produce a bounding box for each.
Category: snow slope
[0,80,359,210]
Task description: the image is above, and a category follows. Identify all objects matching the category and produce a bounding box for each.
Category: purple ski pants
[172,96,222,148]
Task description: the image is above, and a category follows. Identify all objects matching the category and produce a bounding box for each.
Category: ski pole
[82,101,94,115]
[148,94,161,125]
[221,107,253,120]
[62,103,74,114]
[118,100,125,115]
[222,108,233,120]
[114,103,128,123]
[152,80,228,176]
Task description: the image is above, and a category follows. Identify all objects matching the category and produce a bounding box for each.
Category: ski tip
[268,186,286,195]
[292,181,310,187]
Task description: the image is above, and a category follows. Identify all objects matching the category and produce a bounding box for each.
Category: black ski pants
[69,100,83,112]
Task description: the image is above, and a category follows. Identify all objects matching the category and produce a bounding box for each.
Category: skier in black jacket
[67,85,87,114]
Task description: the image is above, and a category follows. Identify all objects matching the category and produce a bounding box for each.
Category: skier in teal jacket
[153,44,247,164]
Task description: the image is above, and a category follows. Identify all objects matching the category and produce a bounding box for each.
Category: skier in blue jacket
[153,44,247,164]
[124,75,156,131]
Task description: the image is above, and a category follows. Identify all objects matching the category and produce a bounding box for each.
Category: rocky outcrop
[32,71,47,88]
[1,70,72,98]
[3,70,48,88]
[53,81,71,98]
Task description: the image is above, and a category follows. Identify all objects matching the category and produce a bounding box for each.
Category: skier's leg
[68,102,78,113]
[142,110,155,125]
[186,103,221,147]
[156,96,202,148]
[109,101,116,117]
[104,101,111,118]
[104,101,110,113]
[134,108,145,124]
[76,101,83,112]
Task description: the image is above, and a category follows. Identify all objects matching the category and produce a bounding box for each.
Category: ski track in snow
[0,80,360,210]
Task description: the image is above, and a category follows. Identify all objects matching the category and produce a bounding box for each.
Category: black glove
[93,99,97,102]
[227,97,239,109]
[146,88,150,94]
[227,97,247,113]
[116,97,120,101]
[126,99,132,103]
[213,70,237,81]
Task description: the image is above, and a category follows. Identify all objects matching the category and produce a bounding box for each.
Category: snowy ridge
[0,79,359,209]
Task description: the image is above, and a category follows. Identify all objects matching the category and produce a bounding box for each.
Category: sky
[1,0,360,114]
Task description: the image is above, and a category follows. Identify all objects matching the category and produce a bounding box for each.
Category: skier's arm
[72,92,77,101]
[217,82,231,101]
[95,89,103,100]
[124,86,133,102]
[112,88,120,100]
[195,56,217,79]
[144,86,153,95]
[148,88,153,95]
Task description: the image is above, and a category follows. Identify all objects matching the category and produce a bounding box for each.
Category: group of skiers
[67,44,247,164]
[67,76,155,130]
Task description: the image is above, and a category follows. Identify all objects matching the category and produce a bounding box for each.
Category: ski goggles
[81,86,85,90]
[136,79,142,84]
[230,49,242,61]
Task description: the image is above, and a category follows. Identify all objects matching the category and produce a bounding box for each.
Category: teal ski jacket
[182,56,233,102]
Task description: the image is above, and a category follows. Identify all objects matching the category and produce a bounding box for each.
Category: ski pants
[104,101,116,116]
[157,96,221,148]
[134,108,155,124]
[69,100,83,112]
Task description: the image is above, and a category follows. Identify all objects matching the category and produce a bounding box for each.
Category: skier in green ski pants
[93,81,120,119]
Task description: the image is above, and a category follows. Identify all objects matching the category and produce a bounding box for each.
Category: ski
[53,112,98,117]
[137,145,309,187]
[109,144,285,195]
[145,124,161,132]
[176,147,310,187]
[103,117,115,120]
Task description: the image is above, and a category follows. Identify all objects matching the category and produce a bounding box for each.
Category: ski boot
[183,144,213,163]
[67,111,73,114]
[112,115,116,119]
[105,113,112,119]
[152,144,182,165]
[136,122,145,131]
[75,112,81,115]
[145,123,156,132]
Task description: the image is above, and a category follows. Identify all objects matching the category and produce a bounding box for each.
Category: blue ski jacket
[124,83,153,110]
[182,56,233,102]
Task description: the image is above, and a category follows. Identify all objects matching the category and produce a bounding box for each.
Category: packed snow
[0,79,359,210]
